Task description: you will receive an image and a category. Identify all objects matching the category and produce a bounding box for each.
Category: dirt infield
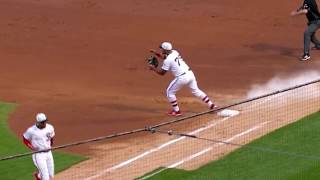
[1,0,320,178]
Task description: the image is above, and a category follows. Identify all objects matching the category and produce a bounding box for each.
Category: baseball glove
[147,55,159,67]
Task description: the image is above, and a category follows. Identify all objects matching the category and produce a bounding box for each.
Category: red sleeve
[23,136,34,150]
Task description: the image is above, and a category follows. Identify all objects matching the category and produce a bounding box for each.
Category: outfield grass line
[139,121,271,180]
[84,117,232,180]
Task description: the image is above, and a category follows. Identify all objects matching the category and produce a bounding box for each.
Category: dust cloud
[246,71,320,99]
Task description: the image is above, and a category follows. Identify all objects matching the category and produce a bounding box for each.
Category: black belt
[178,69,191,76]
[37,150,51,153]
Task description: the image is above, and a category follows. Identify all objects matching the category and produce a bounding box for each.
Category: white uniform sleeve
[48,124,55,138]
[161,58,171,71]
[23,128,32,140]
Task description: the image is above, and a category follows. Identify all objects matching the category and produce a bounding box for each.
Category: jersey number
[46,133,51,142]
[175,56,182,66]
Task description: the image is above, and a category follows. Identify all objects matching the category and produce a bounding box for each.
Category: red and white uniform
[23,124,55,180]
[162,50,214,112]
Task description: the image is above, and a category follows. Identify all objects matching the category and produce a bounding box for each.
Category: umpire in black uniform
[291,0,320,61]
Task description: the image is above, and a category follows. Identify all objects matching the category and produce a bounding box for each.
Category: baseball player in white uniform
[23,113,55,180]
[149,42,217,116]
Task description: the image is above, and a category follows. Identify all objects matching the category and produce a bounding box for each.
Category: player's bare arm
[23,136,35,150]
[291,7,308,16]
[149,64,167,75]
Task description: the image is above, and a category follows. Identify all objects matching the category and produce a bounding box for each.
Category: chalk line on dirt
[139,121,271,180]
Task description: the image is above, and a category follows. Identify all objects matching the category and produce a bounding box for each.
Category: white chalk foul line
[84,117,231,180]
[140,147,213,180]
[139,121,271,180]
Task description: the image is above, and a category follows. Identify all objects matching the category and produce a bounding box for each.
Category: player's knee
[166,90,175,97]
[167,94,175,99]
[166,93,176,101]
[191,90,203,97]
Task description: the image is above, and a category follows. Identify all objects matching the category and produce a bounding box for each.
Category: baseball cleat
[210,104,218,110]
[167,110,182,116]
[300,54,311,61]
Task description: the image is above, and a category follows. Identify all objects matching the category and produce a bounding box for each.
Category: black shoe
[300,54,311,61]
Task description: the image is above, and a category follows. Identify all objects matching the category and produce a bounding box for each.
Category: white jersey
[161,50,190,77]
[23,124,55,151]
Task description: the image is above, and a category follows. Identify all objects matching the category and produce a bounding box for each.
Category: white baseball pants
[166,70,208,104]
[32,151,54,180]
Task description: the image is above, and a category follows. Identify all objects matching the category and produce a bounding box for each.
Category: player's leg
[47,152,55,179]
[166,78,183,115]
[302,23,318,60]
[311,22,320,49]
[33,153,50,180]
[187,72,216,109]
[32,154,41,180]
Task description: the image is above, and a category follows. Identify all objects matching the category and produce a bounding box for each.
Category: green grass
[140,112,320,180]
[0,102,87,180]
